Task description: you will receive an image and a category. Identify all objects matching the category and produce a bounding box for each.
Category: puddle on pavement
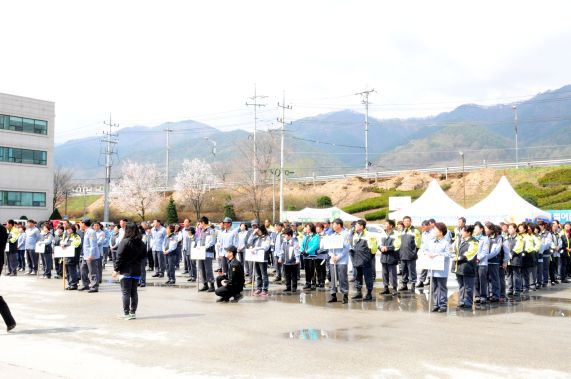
[286,327,371,341]
[265,287,571,318]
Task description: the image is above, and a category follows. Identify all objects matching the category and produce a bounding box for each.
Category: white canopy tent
[389,179,466,225]
[465,176,552,223]
[283,207,360,223]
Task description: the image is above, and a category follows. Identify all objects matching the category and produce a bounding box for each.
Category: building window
[0,114,48,135]
[0,191,46,207]
[0,146,47,165]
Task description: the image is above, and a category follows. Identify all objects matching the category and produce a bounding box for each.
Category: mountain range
[55,84,571,181]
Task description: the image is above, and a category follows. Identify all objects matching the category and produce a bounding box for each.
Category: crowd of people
[1,213,571,326]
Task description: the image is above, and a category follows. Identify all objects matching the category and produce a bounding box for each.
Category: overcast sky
[2,0,571,143]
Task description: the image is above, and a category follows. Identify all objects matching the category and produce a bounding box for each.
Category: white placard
[322,235,344,250]
[35,242,45,254]
[191,246,206,260]
[245,248,267,262]
[4,243,9,253]
[416,254,445,271]
[54,246,76,258]
[287,246,295,261]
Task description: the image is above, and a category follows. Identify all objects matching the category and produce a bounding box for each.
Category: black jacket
[114,237,146,277]
[380,231,399,265]
[350,231,372,267]
[226,258,245,290]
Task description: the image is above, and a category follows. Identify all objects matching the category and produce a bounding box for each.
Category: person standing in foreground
[327,219,351,304]
[429,223,454,313]
[452,225,479,309]
[113,222,146,320]
[350,219,376,302]
[396,216,421,292]
[215,246,245,303]
[79,218,101,293]
[379,220,399,296]
[0,223,16,331]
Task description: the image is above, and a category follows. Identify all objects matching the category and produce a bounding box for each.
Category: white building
[0,93,55,222]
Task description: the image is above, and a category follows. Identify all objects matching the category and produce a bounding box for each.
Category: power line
[246,84,267,185]
[101,114,119,222]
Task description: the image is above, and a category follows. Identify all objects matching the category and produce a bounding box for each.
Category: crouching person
[279,228,301,294]
[215,246,245,303]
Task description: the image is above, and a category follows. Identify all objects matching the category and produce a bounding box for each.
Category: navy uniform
[63,232,82,290]
[163,231,179,284]
[486,233,504,302]
[395,226,421,291]
[215,253,245,302]
[379,229,399,295]
[350,229,376,301]
[38,230,53,279]
[6,224,19,276]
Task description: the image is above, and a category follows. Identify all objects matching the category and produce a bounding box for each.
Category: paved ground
[1,270,571,378]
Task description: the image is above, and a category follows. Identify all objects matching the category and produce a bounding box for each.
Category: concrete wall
[0,93,55,222]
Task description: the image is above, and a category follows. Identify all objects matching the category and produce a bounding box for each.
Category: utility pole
[356,88,376,176]
[246,84,266,186]
[277,90,292,221]
[102,113,119,222]
[165,128,173,191]
[512,105,519,169]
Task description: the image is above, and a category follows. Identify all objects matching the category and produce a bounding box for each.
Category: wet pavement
[1,270,571,378]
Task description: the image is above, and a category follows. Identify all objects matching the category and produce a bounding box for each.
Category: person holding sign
[215,246,245,303]
[327,219,351,304]
[38,223,54,279]
[163,224,179,285]
[428,223,454,313]
[278,228,301,293]
[249,224,272,296]
[62,225,82,290]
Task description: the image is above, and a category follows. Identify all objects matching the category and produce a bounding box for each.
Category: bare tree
[53,167,74,211]
[111,161,162,221]
[234,131,277,221]
[174,159,217,220]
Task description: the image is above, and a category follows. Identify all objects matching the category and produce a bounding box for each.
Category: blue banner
[546,210,571,223]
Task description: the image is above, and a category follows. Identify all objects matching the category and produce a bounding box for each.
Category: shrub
[343,197,387,213]
[538,190,571,208]
[223,204,237,220]
[538,168,571,186]
[440,183,451,191]
[316,196,333,208]
[166,197,179,224]
[50,208,62,220]
[364,208,388,221]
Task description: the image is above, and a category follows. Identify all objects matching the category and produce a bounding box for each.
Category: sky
[1,0,571,143]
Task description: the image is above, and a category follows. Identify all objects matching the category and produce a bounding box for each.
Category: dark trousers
[147,249,154,270]
[284,264,299,291]
[401,260,417,284]
[154,251,165,274]
[381,263,398,289]
[41,253,53,277]
[66,262,79,288]
[273,256,283,279]
[304,257,315,285]
[255,262,269,291]
[329,264,349,295]
[25,249,37,271]
[431,277,448,309]
[166,254,177,282]
[17,250,25,269]
[507,266,522,293]
[456,274,475,306]
[314,258,326,285]
[7,253,18,274]
[354,262,374,292]
[499,266,507,297]
[54,257,63,277]
[522,266,533,291]
[560,255,569,280]
[418,269,429,284]
[198,258,214,284]
[0,296,16,328]
[219,256,229,274]
[139,258,147,284]
[487,264,500,300]
[120,278,139,315]
[215,285,241,301]
[550,257,559,282]
[542,255,550,284]
[474,266,488,302]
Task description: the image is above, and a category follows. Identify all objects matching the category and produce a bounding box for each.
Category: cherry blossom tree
[174,159,217,220]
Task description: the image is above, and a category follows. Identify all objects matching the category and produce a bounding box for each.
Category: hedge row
[538,168,571,186]
[364,208,388,221]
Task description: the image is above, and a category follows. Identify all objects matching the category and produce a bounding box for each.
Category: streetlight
[512,105,519,169]
[459,151,466,207]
